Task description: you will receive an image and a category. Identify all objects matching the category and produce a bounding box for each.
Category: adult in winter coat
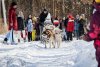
[27,15,33,42]
[39,9,48,26]
[66,15,74,41]
[78,16,85,37]
[74,15,80,40]
[3,2,18,44]
[17,11,24,31]
[35,17,40,41]
[39,9,51,40]
[17,11,25,42]
[83,0,100,67]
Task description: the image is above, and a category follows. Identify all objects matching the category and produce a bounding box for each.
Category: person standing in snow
[17,11,25,42]
[39,9,52,40]
[27,15,33,42]
[62,17,67,41]
[74,15,80,40]
[83,0,100,67]
[35,17,40,41]
[3,2,18,44]
[66,15,74,41]
[78,16,85,38]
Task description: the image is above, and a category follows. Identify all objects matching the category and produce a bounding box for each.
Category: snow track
[0,35,98,67]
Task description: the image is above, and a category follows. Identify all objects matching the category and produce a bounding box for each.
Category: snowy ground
[0,35,98,67]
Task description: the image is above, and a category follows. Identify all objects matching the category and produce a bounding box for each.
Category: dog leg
[52,42,55,48]
[58,41,60,48]
[45,41,48,48]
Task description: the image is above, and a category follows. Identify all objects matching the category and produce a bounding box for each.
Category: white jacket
[44,13,52,24]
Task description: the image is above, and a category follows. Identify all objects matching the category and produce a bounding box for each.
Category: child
[83,0,100,67]
[27,15,33,42]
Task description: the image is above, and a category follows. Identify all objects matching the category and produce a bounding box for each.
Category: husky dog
[54,27,62,48]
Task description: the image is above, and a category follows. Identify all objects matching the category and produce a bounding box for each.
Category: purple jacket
[85,3,100,49]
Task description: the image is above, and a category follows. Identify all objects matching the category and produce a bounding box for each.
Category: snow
[0,35,98,67]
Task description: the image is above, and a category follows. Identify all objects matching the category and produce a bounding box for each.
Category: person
[3,2,18,44]
[66,15,74,41]
[32,16,37,41]
[17,11,25,42]
[35,17,40,41]
[62,17,67,41]
[78,16,85,38]
[83,0,100,67]
[27,15,33,42]
[39,9,52,40]
[74,15,80,40]
[53,17,60,27]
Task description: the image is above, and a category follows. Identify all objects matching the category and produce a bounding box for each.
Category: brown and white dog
[42,24,62,48]
[42,29,55,48]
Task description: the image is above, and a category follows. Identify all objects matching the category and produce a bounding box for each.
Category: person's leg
[14,30,20,43]
[3,31,11,42]
[22,30,26,42]
[28,32,30,42]
[75,30,77,38]
[76,30,78,40]
[70,32,73,41]
[64,29,67,40]
[12,29,14,43]
[67,32,70,41]
[39,25,43,41]
[17,31,21,42]
[96,47,100,67]
[30,32,32,41]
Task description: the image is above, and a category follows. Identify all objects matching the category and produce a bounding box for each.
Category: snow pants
[67,32,73,41]
[75,30,79,40]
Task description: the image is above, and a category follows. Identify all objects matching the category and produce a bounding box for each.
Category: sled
[32,30,36,41]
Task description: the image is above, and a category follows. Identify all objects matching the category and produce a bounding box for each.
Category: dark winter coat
[64,18,69,27]
[39,12,48,26]
[74,19,79,31]
[78,19,84,33]
[8,7,17,30]
[17,17,24,30]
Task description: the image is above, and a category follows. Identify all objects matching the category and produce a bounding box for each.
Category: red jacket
[66,20,74,32]
[8,7,17,30]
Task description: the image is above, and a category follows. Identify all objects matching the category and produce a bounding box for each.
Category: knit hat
[11,2,17,7]
[68,15,74,20]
